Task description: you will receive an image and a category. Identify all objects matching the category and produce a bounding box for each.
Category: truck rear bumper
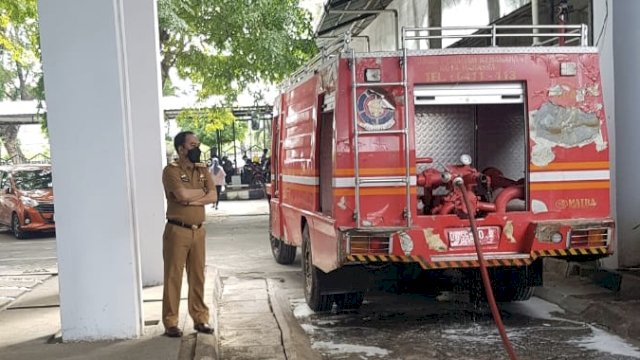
[345,245,610,270]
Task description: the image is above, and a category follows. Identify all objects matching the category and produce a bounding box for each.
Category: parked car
[0,164,55,239]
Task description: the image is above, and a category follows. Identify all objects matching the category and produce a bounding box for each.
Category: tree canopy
[158,0,317,100]
[158,0,317,149]
[175,107,248,148]
[0,0,40,162]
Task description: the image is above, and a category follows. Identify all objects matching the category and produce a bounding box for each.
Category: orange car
[0,164,55,239]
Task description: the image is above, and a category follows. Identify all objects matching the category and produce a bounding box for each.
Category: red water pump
[416,155,524,216]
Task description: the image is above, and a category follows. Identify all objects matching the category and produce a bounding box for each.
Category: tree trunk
[428,0,442,49]
[0,62,30,163]
[0,125,25,163]
[159,29,172,89]
[488,0,501,23]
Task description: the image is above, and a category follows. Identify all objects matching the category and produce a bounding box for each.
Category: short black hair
[174,131,195,152]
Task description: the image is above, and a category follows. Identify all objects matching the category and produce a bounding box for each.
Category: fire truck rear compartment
[414,83,527,216]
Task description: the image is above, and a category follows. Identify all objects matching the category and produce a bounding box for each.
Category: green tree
[175,107,248,147]
[0,0,40,162]
[158,0,317,99]
[158,0,316,144]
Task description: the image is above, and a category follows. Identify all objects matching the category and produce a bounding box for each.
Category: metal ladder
[350,40,412,229]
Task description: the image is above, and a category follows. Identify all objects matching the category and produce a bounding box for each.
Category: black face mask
[186,147,201,164]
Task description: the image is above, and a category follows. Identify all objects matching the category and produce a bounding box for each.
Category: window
[13,169,53,191]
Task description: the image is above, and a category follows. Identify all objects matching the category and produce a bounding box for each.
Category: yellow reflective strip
[513,259,523,266]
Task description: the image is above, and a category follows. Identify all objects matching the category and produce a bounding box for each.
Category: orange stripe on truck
[334,187,417,196]
[529,161,609,171]
[530,180,610,191]
[334,167,416,176]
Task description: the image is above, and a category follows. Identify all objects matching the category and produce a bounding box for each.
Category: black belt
[167,219,203,230]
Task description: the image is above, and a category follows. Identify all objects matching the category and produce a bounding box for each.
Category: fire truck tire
[302,224,333,312]
[270,235,296,265]
[494,281,534,302]
[335,292,365,310]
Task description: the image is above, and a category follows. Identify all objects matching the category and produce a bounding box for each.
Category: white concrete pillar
[38,0,165,340]
[612,0,640,268]
[121,0,166,286]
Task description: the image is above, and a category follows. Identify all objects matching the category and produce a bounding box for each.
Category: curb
[534,281,640,341]
[192,267,221,360]
[266,279,323,360]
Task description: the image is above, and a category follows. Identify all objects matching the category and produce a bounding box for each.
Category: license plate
[447,226,500,247]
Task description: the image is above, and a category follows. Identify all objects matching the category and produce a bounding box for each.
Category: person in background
[209,158,226,210]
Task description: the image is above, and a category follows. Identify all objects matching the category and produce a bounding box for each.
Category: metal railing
[0,153,51,165]
[281,24,589,90]
[403,24,588,48]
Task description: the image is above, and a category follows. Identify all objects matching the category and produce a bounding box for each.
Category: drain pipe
[532,0,540,45]
[454,177,518,360]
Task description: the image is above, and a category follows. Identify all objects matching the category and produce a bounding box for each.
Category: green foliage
[158,0,317,101]
[0,0,38,64]
[175,108,248,147]
[0,0,41,161]
[0,0,40,101]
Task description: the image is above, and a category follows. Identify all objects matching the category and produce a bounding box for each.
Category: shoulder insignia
[195,162,207,168]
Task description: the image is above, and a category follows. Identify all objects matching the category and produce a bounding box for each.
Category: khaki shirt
[162,161,214,225]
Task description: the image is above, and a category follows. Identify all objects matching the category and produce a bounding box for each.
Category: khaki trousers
[162,223,209,329]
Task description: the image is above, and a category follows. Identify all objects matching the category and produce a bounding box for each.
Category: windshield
[13,169,53,191]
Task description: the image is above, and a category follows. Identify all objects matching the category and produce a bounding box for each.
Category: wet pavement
[290,291,640,360]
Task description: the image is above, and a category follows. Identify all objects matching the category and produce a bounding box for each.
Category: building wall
[611,0,640,268]
[358,0,427,51]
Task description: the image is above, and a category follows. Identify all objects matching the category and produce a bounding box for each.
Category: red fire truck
[267,25,614,311]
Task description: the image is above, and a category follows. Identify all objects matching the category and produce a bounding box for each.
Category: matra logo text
[555,198,597,209]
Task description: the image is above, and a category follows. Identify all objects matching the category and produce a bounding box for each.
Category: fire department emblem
[357,89,396,131]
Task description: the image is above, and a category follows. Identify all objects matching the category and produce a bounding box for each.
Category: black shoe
[194,323,214,334]
[164,326,183,338]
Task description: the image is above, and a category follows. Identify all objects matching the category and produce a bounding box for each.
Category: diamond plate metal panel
[477,104,526,181]
[414,105,475,171]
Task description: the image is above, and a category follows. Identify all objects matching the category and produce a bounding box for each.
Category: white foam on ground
[442,328,500,345]
[291,298,315,319]
[501,296,565,320]
[442,324,528,345]
[300,323,316,335]
[312,341,390,357]
[571,325,640,358]
[316,319,339,326]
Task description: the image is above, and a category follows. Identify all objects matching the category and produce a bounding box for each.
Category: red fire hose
[454,178,518,360]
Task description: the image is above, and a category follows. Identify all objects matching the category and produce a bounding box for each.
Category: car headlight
[20,196,39,208]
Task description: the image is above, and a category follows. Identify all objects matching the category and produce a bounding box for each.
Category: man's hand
[187,188,217,206]
[173,188,207,203]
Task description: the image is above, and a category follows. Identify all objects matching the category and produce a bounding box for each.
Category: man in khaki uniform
[162,131,217,337]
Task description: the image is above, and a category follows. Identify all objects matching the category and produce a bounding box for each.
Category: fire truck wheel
[302,224,333,312]
[335,292,364,310]
[270,235,296,265]
[493,267,535,302]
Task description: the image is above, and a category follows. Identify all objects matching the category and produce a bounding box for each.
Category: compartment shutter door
[414,83,524,105]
